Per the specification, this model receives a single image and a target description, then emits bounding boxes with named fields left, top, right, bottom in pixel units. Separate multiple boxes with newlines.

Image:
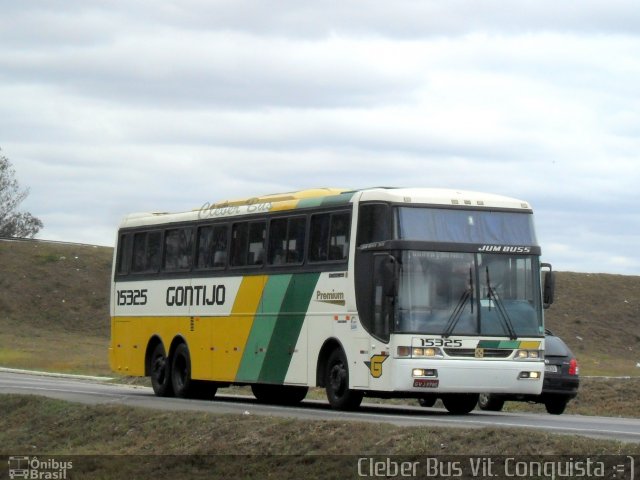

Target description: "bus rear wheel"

left=150, top=343, right=173, bottom=397
left=441, top=393, right=479, bottom=415
left=171, top=343, right=195, bottom=398
left=170, top=343, right=217, bottom=400
left=325, top=349, right=363, bottom=410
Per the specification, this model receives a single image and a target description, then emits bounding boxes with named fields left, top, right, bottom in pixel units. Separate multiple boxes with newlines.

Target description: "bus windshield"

left=395, top=251, right=543, bottom=337
left=397, top=207, right=537, bottom=245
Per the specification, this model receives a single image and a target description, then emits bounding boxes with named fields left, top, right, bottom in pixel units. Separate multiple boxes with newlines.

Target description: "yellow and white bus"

left=109, top=187, right=554, bottom=414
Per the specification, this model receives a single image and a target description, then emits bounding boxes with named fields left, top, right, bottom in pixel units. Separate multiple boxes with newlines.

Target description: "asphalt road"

left=1, top=370, right=639, bottom=443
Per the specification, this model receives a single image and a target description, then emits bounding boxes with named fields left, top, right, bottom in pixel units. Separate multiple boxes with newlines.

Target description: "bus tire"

left=171, top=343, right=195, bottom=399
left=325, top=349, right=363, bottom=410
left=251, top=384, right=308, bottom=405
left=251, top=384, right=277, bottom=403
left=281, top=385, right=308, bottom=405
left=191, top=381, right=218, bottom=400
left=441, top=393, right=479, bottom=414
left=150, top=343, right=173, bottom=397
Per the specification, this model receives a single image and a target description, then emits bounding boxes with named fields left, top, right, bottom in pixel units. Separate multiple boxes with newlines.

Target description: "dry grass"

left=1, top=394, right=637, bottom=479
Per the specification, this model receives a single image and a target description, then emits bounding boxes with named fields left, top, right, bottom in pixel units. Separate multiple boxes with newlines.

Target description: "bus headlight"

left=397, top=347, right=444, bottom=358
left=413, top=347, right=436, bottom=357
left=515, top=349, right=542, bottom=360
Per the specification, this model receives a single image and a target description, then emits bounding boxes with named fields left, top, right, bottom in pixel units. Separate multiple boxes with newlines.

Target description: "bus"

left=109, top=187, right=555, bottom=414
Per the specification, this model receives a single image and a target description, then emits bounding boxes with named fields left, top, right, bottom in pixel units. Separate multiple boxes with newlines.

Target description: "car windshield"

left=394, top=251, right=543, bottom=337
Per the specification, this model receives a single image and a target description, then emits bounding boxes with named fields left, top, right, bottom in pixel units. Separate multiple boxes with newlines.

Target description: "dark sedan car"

left=477, top=331, right=580, bottom=414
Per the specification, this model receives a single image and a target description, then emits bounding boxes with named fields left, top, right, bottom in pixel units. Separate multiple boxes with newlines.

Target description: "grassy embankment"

left=1, top=394, right=638, bottom=479
left=0, top=240, right=112, bottom=375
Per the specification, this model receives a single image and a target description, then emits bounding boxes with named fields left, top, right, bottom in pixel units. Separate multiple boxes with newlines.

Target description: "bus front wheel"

left=325, top=349, right=363, bottom=410
left=150, top=343, right=173, bottom=397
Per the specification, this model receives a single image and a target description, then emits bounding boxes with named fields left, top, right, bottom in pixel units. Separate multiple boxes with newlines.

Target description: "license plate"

left=545, top=365, right=558, bottom=373
left=413, top=379, right=439, bottom=388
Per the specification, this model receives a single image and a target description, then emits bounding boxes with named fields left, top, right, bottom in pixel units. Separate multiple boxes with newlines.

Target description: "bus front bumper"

left=390, top=358, right=544, bottom=395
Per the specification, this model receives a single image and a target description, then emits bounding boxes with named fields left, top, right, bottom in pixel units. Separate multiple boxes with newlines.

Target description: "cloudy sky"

left=1, top=1, right=639, bottom=275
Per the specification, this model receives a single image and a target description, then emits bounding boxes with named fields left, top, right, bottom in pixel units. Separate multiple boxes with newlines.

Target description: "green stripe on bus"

left=296, top=198, right=325, bottom=209
left=477, top=340, right=521, bottom=349
left=235, top=274, right=292, bottom=382
left=296, top=192, right=353, bottom=209
left=320, top=192, right=354, bottom=206
left=258, top=272, right=320, bottom=384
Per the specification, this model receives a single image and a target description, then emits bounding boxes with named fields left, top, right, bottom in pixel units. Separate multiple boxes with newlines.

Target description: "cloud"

left=106, top=0, right=640, bottom=38
left=1, top=1, right=639, bottom=274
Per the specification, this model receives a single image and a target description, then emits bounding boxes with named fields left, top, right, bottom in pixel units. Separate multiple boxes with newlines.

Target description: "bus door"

left=353, top=253, right=395, bottom=388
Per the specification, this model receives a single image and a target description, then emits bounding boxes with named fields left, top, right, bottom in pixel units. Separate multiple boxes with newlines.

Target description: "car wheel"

left=441, top=393, right=479, bottom=414
left=477, top=393, right=505, bottom=411
left=418, top=395, right=437, bottom=408
left=545, top=398, right=568, bottom=415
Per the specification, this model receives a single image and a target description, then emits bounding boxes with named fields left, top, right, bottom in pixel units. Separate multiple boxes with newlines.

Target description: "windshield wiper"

left=485, top=267, right=518, bottom=340
left=469, top=266, right=474, bottom=315
left=443, top=268, right=474, bottom=338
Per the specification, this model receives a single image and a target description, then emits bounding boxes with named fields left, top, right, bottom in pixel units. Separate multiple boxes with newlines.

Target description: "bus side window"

left=196, top=224, right=228, bottom=269
left=196, top=226, right=214, bottom=268
left=212, top=225, right=229, bottom=267
left=357, top=203, right=390, bottom=246
left=329, top=212, right=350, bottom=261
left=231, top=221, right=265, bottom=267
left=248, top=222, right=266, bottom=265
left=268, top=216, right=306, bottom=265
left=164, top=228, right=194, bottom=271
left=147, top=231, right=162, bottom=272
left=116, top=234, right=133, bottom=275
left=268, top=218, right=287, bottom=265
left=309, top=214, right=330, bottom=262
left=287, top=216, right=306, bottom=263
left=132, top=233, right=146, bottom=272
left=131, top=231, right=162, bottom=273
left=231, top=223, right=249, bottom=267
left=309, top=211, right=350, bottom=263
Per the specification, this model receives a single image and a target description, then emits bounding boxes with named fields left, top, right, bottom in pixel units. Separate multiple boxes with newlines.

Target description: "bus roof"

left=118, top=187, right=531, bottom=229
left=359, top=187, right=531, bottom=210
